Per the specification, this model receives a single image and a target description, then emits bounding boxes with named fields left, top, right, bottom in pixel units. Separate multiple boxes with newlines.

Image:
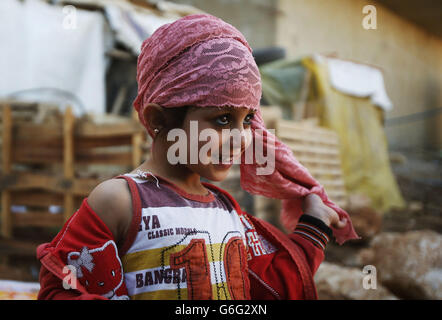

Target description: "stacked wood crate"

left=0, top=101, right=146, bottom=254
left=275, top=118, right=347, bottom=208
left=254, top=106, right=347, bottom=228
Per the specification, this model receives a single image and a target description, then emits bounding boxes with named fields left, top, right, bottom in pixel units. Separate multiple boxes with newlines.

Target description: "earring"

left=153, top=128, right=159, bottom=133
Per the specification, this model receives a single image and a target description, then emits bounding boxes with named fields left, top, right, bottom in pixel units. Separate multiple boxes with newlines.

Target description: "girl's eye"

left=215, top=113, right=254, bottom=126
left=244, top=113, right=254, bottom=125
left=215, top=115, right=229, bottom=126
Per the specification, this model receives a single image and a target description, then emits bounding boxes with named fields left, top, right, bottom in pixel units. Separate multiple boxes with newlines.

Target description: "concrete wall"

left=172, top=0, right=278, bottom=49
left=276, top=0, right=442, bottom=150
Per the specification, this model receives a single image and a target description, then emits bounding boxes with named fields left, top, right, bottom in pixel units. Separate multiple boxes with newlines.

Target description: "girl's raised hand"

left=302, top=193, right=347, bottom=229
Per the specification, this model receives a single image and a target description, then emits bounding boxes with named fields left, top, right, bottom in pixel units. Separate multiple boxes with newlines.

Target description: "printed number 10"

left=169, top=237, right=249, bottom=300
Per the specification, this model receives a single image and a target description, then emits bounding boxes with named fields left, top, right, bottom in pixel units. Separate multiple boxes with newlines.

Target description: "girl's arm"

left=37, top=179, right=132, bottom=300
left=244, top=194, right=344, bottom=299
left=87, top=179, right=133, bottom=245
left=288, top=193, right=344, bottom=274
left=289, top=214, right=333, bottom=275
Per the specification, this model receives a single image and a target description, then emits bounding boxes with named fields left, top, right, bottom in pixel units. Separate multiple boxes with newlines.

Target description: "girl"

left=37, top=14, right=358, bottom=300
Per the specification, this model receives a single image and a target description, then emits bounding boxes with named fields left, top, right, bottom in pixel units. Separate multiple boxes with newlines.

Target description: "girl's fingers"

left=332, top=217, right=347, bottom=229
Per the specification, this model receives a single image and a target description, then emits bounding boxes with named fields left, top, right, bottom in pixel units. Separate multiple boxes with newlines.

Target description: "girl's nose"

left=229, top=127, right=250, bottom=154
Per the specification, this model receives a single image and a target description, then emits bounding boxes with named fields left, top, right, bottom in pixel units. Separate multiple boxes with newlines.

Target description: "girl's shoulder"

left=87, top=178, right=133, bottom=245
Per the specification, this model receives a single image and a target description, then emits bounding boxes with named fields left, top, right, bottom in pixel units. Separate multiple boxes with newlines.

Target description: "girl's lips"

left=219, top=153, right=241, bottom=164
left=214, top=158, right=233, bottom=170
left=220, top=157, right=234, bottom=164
left=214, top=163, right=233, bottom=170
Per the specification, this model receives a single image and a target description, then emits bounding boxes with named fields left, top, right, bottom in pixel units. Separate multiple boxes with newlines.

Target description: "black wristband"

left=294, top=214, right=334, bottom=250
left=298, top=214, right=334, bottom=240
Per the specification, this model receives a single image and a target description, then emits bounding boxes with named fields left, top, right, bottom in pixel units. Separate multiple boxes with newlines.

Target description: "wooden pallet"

left=0, top=102, right=146, bottom=242
left=275, top=118, right=347, bottom=208
left=248, top=108, right=347, bottom=225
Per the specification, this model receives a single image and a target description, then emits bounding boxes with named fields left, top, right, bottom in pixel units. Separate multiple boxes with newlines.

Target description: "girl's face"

left=178, top=106, right=255, bottom=182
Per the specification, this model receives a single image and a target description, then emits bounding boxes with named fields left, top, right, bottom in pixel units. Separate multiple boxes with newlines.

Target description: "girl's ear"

left=143, top=103, right=166, bottom=135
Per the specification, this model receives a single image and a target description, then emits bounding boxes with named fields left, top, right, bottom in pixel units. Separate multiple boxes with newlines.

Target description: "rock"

left=324, top=242, right=367, bottom=268
left=359, top=230, right=442, bottom=299
left=314, top=262, right=397, bottom=300
left=345, top=194, right=383, bottom=241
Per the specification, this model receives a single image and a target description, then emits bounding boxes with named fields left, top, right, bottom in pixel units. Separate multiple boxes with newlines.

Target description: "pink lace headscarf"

left=133, top=14, right=358, bottom=244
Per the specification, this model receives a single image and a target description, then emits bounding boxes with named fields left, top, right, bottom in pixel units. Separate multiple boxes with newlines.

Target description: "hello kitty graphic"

left=67, top=240, right=129, bottom=300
